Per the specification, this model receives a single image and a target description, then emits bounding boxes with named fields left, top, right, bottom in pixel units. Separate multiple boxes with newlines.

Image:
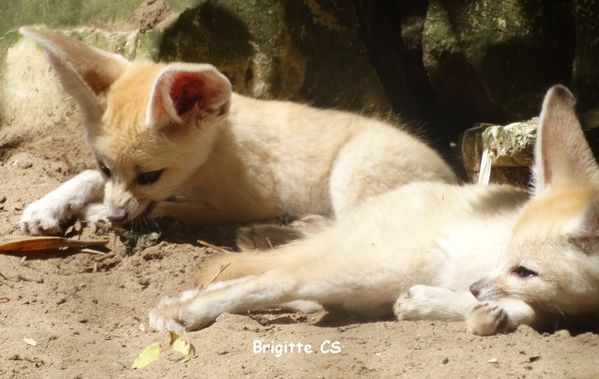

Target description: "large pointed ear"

left=532, top=85, right=599, bottom=196
left=145, top=63, right=232, bottom=129
left=19, top=26, right=129, bottom=122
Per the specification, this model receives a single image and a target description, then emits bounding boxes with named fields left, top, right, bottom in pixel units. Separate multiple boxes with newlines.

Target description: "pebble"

left=528, top=354, right=541, bottom=362
left=138, top=277, right=150, bottom=288
left=553, top=329, right=571, bottom=338
left=11, top=159, right=33, bottom=169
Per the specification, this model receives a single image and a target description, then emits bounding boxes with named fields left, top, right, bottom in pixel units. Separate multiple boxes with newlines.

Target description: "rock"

left=9, top=152, right=36, bottom=169
left=138, top=277, right=150, bottom=288
left=423, top=0, right=574, bottom=123
left=460, top=119, right=537, bottom=186
left=461, top=110, right=599, bottom=187
left=572, top=1, right=599, bottom=112
left=353, top=1, right=599, bottom=148
left=1, top=0, right=598, bottom=154
left=553, top=329, right=572, bottom=338
left=133, top=0, right=172, bottom=32
left=528, top=354, right=541, bottom=362
left=155, top=0, right=390, bottom=113
left=2, top=27, right=145, bottom=126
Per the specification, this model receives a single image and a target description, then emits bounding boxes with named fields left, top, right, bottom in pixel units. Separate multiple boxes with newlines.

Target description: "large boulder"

left=423, top=0, right=575, bottom=123
left=1, top=0, right=598, bottom=167
left=461, top=111, right=599, bottom=187
left=153, top=0, right=390, bottom=112
left=354, top=0, right=599, bottom=148
left=0, top=0, right=391, bottom=136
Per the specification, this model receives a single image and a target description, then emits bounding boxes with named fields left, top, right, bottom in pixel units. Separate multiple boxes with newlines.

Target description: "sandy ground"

left=0, top=102, right=598, bottom=379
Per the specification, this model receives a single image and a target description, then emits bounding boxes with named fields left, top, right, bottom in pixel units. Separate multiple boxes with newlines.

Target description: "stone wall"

left=1, top=0, right=597, bottom=182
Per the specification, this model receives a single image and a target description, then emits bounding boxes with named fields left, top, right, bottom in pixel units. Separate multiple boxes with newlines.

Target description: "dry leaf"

left=132, top=332, right=195, bottom=369
left=132, top=343, right=161, bottom=369
left=0, top=236, right=108, bottom=254
left=169, top=331, right=195, bottom=361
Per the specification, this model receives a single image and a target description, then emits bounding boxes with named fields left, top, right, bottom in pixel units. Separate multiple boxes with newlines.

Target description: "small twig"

left=0, top=280, right=13, bottom=289
left=17, top=274, right=43, bottom=283
left=196, top=239, right=232, bottom=253
left=0, top=271, right=14, bottom=288
left=80, top=248, right=107, bottom=255
left=95, top=252, right=116, bottom=261
left=201, top=263, right=231, bottom=290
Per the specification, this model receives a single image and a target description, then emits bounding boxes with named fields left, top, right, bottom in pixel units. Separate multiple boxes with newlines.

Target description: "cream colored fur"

left=149, top=85, right=599, bottom=335
left=17, top=27, right=456, bottom=236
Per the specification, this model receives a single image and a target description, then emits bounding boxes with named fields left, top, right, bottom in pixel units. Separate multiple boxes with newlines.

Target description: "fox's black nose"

left=107, top=210, right=127, bottom=224
left=469, top=283, right=480, bottom=298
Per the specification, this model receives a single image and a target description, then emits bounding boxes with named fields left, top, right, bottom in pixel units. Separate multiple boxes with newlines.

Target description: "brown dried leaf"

left=0, top=236, right=109, bottom=253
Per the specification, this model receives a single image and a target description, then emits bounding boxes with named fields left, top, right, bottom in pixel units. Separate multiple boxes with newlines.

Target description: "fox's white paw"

left=148, top=306, right=186, bottom=333
left=394, top=285, right=444, bottom=320
left=466, top=302, right=508, bottom=335
left=80, top=203, right=110, bottom=227
left=149, top=289, right=213, bottom=332
left=149, top=292, right=190, bottom=333
left=394, top=285, right=472, bottom=321
left=20, top=197, right=72, bottom=235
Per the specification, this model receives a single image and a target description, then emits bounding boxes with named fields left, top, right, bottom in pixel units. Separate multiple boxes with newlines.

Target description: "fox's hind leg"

left=150, top=270, right=300, bottom=332
left=235, top=215, right=331, bottom=251
left=194, top=248, right=295, bottom=288
left=150, top=233, right=396, bottom=332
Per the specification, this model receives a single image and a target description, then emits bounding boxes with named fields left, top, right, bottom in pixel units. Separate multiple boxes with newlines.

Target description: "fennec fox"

left=18, top=27, right=455, bottom=238
left=150, top=85, right=599, bottom=335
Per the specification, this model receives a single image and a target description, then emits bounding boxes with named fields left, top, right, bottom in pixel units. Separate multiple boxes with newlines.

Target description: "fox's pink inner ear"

left=146, top=64, right=232, bottom=128
left=170, top=73, right=206, bottom=117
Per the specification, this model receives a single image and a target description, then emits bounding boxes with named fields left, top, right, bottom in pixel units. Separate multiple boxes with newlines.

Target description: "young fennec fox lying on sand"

left=18, top=27, right=456, bottom=242
left=149, top=85, right=599, bottom=335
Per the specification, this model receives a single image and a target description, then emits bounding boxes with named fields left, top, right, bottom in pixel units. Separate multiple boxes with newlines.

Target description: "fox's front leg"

left=393, top=285, right=478, bottom=322
left=20, top=170, right=105, bottom=235
left=393, top=285, right=538, bottom=335
left=466, top=298, right=537, bottom=336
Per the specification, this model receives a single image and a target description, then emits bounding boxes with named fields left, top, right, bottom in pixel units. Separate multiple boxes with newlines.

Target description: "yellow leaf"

left=169, top=332, right=195, bottom=361
left=132, top=343, right=161, bottom=369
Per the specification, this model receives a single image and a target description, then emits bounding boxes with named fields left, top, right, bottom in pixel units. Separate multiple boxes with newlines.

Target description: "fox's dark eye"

left=136, top=170, right=163, bottom=185
left=98, top=161, right=111, bottom=178
left=512, top=266, right=538, bottom=278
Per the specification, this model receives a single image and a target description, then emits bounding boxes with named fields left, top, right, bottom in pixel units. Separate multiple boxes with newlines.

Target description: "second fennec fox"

left=150, top=85, right=599, bottom=335
left=18, top=27, right=456, bottom=238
